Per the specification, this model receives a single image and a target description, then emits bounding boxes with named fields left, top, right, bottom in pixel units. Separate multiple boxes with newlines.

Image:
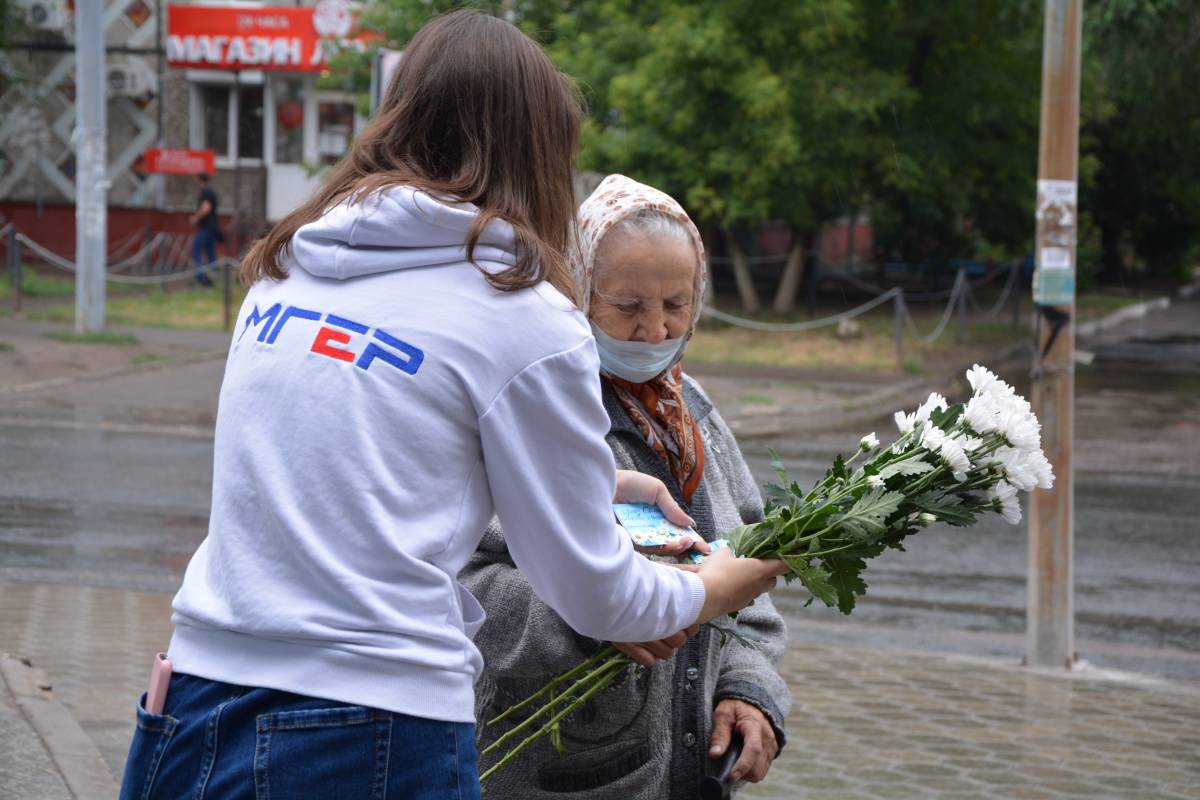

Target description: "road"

left=0, top=296, right=1197, bottom=684
left=747, top=294, right=1200, bottom=683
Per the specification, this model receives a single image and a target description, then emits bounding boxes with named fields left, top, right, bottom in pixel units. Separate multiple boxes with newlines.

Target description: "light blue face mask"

left=591, top=323, right=687, bottom=383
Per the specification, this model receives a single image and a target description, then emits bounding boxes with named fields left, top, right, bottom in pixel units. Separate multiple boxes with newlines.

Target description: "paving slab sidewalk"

left=0, top=654, right=117, bottom=800
left=1, top=583, right=1198, bottom=799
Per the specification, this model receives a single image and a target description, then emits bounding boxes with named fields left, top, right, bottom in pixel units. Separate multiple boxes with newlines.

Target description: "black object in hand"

left=700, top=732, right=744, bottom=800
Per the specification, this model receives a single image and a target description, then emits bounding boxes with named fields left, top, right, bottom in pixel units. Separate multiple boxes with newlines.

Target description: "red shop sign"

left=166, top=1, right=366, bottom=73
left=143, top=148, right=216, bottom=176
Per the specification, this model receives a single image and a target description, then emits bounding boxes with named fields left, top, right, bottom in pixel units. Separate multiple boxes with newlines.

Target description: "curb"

left=0, top=655, right=119, bottom=799
left=1076, top=296, right=1171, bottom=339
left=0, top=347, right=227, bottom=398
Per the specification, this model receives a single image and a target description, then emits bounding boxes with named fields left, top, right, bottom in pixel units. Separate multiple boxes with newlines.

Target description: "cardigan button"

left=685, top=667, right=699, bottom=681
left=683, top=732, right=697, bottom=747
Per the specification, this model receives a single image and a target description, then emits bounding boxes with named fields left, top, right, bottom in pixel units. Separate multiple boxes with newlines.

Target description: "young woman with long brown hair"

left=119, top=11, right=782, bottom=799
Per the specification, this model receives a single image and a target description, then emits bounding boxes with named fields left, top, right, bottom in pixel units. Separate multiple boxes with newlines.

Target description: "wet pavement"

left=742, top=643, right=1200, bottom=799
left=0, top=294, right=1198, bottom=796
left=740, top=295, right=1200, bottom=685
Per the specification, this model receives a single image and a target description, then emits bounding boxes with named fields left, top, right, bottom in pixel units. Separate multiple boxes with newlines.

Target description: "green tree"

left=1085, top=0, right=1200, bottom=281
left=546, top=0, right=908, bottom=311
left=858, top=0, right=1044, bottom=266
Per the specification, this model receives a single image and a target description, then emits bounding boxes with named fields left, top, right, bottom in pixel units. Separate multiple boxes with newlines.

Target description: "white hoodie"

left=168, top=188, right=705, bottom=722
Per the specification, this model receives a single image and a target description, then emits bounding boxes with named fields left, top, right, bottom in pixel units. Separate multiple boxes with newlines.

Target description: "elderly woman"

left=461, top=175, right=790, bottom=799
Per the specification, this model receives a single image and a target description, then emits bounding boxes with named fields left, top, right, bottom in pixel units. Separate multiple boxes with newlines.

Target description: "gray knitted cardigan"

left=461, top=375, right=790, bottom=799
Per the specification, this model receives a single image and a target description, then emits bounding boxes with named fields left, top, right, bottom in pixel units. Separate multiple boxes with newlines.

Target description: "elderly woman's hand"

left=612, top=626, right=693, bottom=668
left=614, top=469, right=695, bottom=528
left=709, top=699, right=778, bottom=783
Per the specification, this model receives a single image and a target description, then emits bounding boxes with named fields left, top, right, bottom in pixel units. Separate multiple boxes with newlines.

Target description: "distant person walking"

left=190, top=173, right=220, bottom=287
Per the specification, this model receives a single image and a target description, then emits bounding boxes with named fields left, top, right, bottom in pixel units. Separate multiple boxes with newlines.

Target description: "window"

left=273, top=79, right=304, bottom=164
left=238, top=85, right=264, bottom=161
left=192, top=81, right=264, bottom=163
left=199, top=86, right=230, bottom=157
left=318, top=101, right=355, bottom=165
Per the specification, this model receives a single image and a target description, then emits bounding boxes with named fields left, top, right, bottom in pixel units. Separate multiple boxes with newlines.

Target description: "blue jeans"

left=119, top=673, right=480, bottom=800
left=192, top=229, right=218, bottom=280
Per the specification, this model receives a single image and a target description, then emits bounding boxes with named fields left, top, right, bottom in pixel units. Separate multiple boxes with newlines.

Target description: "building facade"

left=0, top=0, right=365, bottom=248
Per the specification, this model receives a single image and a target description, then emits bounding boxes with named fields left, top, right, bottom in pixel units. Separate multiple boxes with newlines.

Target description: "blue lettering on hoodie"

left=238, top=304, right=424, bottom=376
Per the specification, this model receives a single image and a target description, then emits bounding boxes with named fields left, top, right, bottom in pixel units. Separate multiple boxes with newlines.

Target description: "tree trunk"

left=726, top=231, right=760, bottom=313
left=805, top=229, right=821, bottom=317
left=847, top=209, right=857, bottom=270
left=772, top=232, right=805, bottom=313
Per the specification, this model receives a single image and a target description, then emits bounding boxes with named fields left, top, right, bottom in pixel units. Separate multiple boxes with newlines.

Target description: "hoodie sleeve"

left=477, top=337, right=706, bottom=643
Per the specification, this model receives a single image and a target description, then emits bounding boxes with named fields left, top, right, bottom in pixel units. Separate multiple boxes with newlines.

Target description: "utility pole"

left=74, top=0, right=107, bottom=332
left=1027, top=0, right=1082, bottom=670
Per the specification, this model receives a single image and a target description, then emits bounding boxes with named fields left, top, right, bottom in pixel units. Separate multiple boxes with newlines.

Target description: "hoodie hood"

left=290, top=186, right=518, bottom=280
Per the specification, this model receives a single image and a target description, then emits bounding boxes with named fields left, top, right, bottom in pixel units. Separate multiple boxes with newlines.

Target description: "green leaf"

left=822, top=553, right=869, bottom=615
left=931, top=403, right=964, bottom=429
left=876, top=454, right=935, bottom=481
left=831, top=488, right=904, bottom=542
left=911, top=490, right=976, bottom=527
left=784, top=557, right=838, bottom=608
left=828, top=454, right=848, bottom=482
left=768, top=448, right=788, bottom=485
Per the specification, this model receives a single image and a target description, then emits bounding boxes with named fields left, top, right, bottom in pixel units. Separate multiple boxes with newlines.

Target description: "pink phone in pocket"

left=145, top=652, right=172, bottom=715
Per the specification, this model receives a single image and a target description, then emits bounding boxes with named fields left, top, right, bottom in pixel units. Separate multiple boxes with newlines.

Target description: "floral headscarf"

left=572, top=175, right=708, bottom=502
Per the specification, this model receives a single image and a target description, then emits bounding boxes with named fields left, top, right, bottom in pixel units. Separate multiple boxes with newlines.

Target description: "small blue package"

left=613, top=503, right=730, bottom=564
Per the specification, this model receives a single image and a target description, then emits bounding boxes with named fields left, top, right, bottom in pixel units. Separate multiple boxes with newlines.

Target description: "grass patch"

left=44, top=330, right=140, bottom=345
left=0, top=270, right=77, bottom=298
left=130, top=352, right=169, bottom=366
left=689, top=303, right=1022, bottom=373
left=737, top=393, right=776, bottom=406
left=21, top=283, right=246, bottom=332
left=0, top=340, right=13, bottom=352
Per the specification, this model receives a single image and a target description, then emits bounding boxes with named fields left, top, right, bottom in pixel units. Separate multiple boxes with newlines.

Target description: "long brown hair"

left=241, top=10, right=583, bottom=302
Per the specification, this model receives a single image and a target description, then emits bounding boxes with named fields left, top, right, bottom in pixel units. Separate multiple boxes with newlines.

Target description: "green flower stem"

left=486, top=645, right=616, bottom=727
left=481, top=656, right=626, bottom=757
left=479, top=660, right=625, bottom=784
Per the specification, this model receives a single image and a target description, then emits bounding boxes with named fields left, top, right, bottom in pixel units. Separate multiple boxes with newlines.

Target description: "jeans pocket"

left=254, top=705, right=392, bottom=800
left=118, top=694, right=179, bottom=800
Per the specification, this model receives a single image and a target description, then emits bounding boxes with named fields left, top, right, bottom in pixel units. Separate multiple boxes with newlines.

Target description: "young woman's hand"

left=708, top=699, right=778, bottom=782
left=613, top=470, right=695, bottom=528
left=694, top=549, right=787, bottom=624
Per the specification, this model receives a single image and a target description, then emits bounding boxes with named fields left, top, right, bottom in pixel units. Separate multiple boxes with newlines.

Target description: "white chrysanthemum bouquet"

left=480, top=365, right=1053, bottom=783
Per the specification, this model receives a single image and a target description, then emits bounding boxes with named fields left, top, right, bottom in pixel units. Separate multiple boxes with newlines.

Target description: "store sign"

left=166, top=1, right=365, bottom=72
left=143, top=147, right=216, bottom=175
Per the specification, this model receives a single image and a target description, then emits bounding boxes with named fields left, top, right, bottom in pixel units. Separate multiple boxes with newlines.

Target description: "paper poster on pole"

left=1033, top=179, right=1077, bottom=306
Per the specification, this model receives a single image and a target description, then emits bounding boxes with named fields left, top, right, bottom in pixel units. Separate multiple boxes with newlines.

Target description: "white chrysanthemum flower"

left=867, top=474, right=885, bottom=489
left=894, top=410, right=916, bottom=434
left=919, top=513, right=937, bottom=526
left=940, top=438, right=971, bottom=477
left=1002, top=410, right=1041, bottom=451
left=915, top=393, right=949, bottom=422
left=963, top=394, right=1000, bottom=435
left=989, top=480, right=1022, bottom=524
left=954, top=433, right=984, bottom=453
left=920, top=424, right=946, bottom=450
left=921, top=424, right=970, bottom=478
left=860, top=432, right=880, bottom=451
left=966, top=364, right=1001, bottom=396
left=1028, top=449, right=1055, bottom=489
left=991, top=447, right=1037, bottom=492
